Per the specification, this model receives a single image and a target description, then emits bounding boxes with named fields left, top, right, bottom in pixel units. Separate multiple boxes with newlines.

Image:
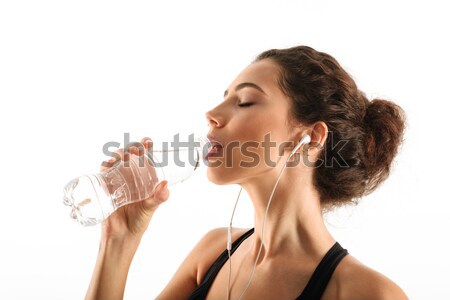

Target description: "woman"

left=86, top=46, right=408, bottom=300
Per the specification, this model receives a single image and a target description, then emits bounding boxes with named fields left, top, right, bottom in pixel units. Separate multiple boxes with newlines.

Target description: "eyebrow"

left=223, top=82, right=267, bottom=97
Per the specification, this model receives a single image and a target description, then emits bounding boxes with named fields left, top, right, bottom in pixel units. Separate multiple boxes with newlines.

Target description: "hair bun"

left=255, top=46, right=407, bottom=205
left=363, top=98, right=406, bottom=194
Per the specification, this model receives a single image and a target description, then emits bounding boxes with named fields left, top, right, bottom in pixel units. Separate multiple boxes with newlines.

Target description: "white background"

left=0, top=0, right=449, bottom=299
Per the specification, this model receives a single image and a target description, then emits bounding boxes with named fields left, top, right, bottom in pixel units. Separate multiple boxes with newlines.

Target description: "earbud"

left=289, top=134, right=311, bottom=156
left=226, top=135, right=310, bottom=252
left=226, top=133, right=313, bottom=300
left=225, top=134, right=312, bottom=300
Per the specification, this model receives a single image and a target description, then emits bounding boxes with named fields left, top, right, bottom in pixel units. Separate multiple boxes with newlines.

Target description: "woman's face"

left=205, top=59, right=300, bottom=185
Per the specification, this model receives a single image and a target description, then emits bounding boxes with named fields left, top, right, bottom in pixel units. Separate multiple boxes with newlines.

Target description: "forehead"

left=227, top=59, right=283, bottom=97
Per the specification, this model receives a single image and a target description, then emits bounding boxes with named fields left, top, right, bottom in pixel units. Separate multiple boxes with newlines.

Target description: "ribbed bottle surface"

left=63, top=136, right=212, bottom=226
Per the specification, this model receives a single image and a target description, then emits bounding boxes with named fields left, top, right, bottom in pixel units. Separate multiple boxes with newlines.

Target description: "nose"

left=205, top=109, right=224, bottom=128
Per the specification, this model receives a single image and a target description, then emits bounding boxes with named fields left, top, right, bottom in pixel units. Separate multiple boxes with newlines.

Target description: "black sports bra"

left=187, top=228, right=348, bottom=300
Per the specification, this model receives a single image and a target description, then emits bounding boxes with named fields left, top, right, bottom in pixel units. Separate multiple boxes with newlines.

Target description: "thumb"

left=143, top=181, right=170, bottom=210
left=156, top=180, right=170, bottom=202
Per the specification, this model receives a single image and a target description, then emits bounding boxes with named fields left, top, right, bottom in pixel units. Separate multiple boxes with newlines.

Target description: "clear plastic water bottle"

left=63, top=135, right=212, bottom=226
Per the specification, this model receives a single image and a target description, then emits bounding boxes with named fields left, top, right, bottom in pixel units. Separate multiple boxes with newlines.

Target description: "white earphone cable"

left=235, top=150, right=294, bottom=300
left=227, top=186, right=242, bottom=300
left=227, top=135, right=310, bottom=300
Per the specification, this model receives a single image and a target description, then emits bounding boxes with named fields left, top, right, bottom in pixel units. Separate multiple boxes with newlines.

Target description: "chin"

left=206, top=162, right=258, bottom=186
left=206, top=168, right=230, bottom=185
left=206, top=164, right=244, bottom=185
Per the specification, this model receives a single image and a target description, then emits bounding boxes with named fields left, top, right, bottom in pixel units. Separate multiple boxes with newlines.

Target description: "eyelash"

left=238, top=102, right=254, bottom=107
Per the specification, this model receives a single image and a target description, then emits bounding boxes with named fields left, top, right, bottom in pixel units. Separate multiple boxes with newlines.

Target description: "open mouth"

left=206, top=142, right=224, bottom=159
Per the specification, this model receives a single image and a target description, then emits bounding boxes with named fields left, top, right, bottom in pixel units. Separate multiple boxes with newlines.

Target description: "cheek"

left=206, top=141, right=288, bottom=185
left=238, top=113, right=270, bottom=133
left=233, top=119, right=270, bottom=146
left=226, top=138, right=286, bottom=171
left=231, top=120, right=289, bottom=167
left=206, top=111, right=290, bottom=183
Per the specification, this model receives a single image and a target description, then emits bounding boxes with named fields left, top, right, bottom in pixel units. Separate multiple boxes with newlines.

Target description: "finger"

left=100, top=157, right=117, bottom=172
left=154, top=181, right=170, bottom=202
left=128, top=145, right=143, bottom=156
left=111, top=148, right=125, bottom=161
left=141, top=181, right=169, bottom=211
left=102, top=145, right=142, bottom=171
left=141, top=137, right=153, bottom=149
left=118, top=148, right=135, bottom=162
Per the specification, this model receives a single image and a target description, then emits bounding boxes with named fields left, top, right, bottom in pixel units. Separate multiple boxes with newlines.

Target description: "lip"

left=207, top=134, right=224, bottom=148
left=206, top=133, right=224, bottom=159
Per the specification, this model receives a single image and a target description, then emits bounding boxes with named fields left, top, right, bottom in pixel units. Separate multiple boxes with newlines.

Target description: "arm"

left=85, top=138, right=170, bottom=300
left=85, top=235, right=143, bottom=300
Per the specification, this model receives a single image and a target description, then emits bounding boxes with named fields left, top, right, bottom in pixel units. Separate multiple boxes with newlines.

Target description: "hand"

left=100, top=137, right=170, bottom=240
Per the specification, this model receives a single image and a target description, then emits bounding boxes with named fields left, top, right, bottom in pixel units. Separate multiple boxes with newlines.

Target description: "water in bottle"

left=63, top=135, right=212, bottom=226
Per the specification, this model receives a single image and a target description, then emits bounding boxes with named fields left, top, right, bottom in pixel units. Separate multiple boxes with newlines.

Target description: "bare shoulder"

left=155, top=227, right=249, bottom=300
left=330, top=255, right=408, bottom=300
left=195, top=227, right=250, bottom=285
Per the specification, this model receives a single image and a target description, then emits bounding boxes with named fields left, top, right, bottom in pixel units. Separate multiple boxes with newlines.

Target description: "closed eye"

left=238, top=102, right=254, bottom=107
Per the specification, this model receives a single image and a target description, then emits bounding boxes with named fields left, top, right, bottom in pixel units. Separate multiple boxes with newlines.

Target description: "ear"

left=310, top=121, right=328, bottom=146
left=304, top=121, right=328, bottom=157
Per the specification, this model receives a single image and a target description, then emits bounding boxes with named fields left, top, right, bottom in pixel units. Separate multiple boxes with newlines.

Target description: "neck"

left=239, top=165, right=335, bottom=263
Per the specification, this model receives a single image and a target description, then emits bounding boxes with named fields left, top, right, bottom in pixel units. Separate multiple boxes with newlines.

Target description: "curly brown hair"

left=255, top=46, right=406, bottom=206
